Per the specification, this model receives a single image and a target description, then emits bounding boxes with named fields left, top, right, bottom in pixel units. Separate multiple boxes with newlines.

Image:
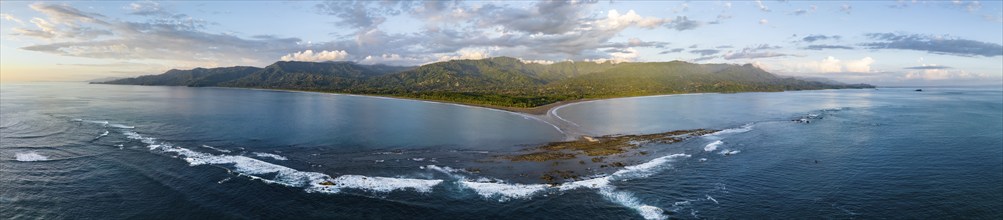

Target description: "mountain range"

left=97, top=57, right=874, bottom=108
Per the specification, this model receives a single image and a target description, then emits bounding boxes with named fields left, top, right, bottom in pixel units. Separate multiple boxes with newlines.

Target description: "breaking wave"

left=94, top=130, right=109, bottom=140
left=123, top=131, right=442, bottom=194
left=15, top=152, right=49, bottom=161
left=705, top=123, right=753, bottom=137
left=120, top=129, right=693, bottom=219
left=704, top=140, right=723, bottom=152
left=252, top=152, right=288, bottom=161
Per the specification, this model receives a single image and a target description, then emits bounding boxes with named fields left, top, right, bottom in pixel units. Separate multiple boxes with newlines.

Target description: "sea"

left=2, top=82, right=1001, bottom=219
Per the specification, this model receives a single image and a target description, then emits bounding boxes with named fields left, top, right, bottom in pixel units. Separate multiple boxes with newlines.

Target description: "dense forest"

left=98, top=57, right=874, bottom=108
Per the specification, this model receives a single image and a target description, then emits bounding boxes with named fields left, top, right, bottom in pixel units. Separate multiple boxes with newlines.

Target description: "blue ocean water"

left=2, top=83, right=1001, bottom=219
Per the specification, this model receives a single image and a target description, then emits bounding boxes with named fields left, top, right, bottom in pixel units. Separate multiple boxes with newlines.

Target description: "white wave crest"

left=704, top=140, right=723, bottom=152
left=705, top=124, right=753, bottom=137
left=108, top=124, right=135, bottom=129
left=611, top=154, right=691, bottom=180
left=309, top=175, right=443, bottom=194
left=719, top=150, right=741, bottom=155
left=201, top=145, right=231, bottom=153
left=15, top=152, right=49, bottom=161
left=459, top=181, right=549, bottom=202
left=95, top=130, right=109, bottom=140
left=252, top=152, right=288, bottom=160
left=599, top=187, right=667, bottom=220
left=123, top=131, right=442, bottom=194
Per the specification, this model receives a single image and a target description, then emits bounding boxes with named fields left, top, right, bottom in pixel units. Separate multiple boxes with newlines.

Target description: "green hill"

left=98, top=57, right=874, bottom=108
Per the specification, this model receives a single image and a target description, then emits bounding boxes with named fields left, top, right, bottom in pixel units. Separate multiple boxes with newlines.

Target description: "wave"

left=458, top=181, right=549, bottom=202
left=74, top=119, right=108, bottom=125
left=121, top=129, right=692, bottom=219
left=15, top=152, right=49, bottom=161
left=599, top=187, right=668, bottom=220
left=705, top=123, right=753, bottom=137
left=719, top=149, right=740, bottom=155
left=252, top=152, right=288, bottom=161
left=201, top=145, right=231, bottom=153
left=122, top=131, right=443, bottom=194
left=107, top=124, right=135, bottom=129
left=704, top=140, right=723, bottom=152
left=94, top=130, right=109, bottom=140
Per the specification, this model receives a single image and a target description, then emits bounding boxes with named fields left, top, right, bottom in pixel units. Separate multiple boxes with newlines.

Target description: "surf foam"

left=94, top=130, right=109, bottom=140
left=704, top=140, right=723, bottom=152
left=15, top=152, right=49, bottom=161
left=705, top=124, right=753, bottom=137
left=252, top=152, right=288, bottom=160
left=108, top=124, right=135, bottom=129
left=123, top=131, right=443, bottom=195
left=458, top=181, right=549, bottom=202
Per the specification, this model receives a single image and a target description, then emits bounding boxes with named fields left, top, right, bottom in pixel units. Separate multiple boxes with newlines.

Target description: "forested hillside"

left=99, top=57, right=874, bottom=108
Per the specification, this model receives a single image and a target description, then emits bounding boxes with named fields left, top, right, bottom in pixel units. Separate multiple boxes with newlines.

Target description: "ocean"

left=2, top=82, right=1001, bottom=219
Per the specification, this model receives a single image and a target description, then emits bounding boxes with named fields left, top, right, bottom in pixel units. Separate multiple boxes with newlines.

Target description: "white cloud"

left=599, top=10, right=667, bottom=30
left=280, top=50, right=349, bottom=62
left=844, top=57, right=875, bottom=72
left=759, top=19, right=768, bottom=25
left=755, top=0, right=771, bottom=12
left=791, top=56, right=876, bottom=73
left=1, top=13, right=24, bottom=25
left=903, top=69, right=986, bottom=80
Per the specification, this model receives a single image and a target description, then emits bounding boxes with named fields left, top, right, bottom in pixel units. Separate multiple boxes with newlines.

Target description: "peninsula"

left=95, top=57, right=874, bottom=116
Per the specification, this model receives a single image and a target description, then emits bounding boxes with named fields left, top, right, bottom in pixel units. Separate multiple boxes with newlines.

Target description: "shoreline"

left=91, top=83, right=860, bottom=140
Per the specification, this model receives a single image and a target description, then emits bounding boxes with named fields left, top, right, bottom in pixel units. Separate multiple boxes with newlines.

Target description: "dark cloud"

left=18, top=3, right=303, bottom=65
left=802, top=34, right=840, bottom=42
left=722, top=44, right=789, bottom=60
left=716, top=45, right=734, bottom=49
left=689, top=49, right=720, bottom=56
left=668, top=16, right=701, bottom=31
left=803, top=44, right=854, bottom=50
left=692, top=56, right=717, bottom=62
left=904, top=66, right=952, bottom=70
left=659, top=48, right=685, bottom=54
left=474, top=1, right=597, bottom=35
left=862, top=33, right=1003, bottom=57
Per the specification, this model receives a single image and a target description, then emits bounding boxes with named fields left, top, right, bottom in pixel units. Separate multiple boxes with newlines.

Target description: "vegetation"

left=98, top=57, right=875, bottom=108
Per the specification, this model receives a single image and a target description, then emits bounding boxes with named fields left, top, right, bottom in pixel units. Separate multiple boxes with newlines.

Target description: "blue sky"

left=1, top=0, right=1001, bottom=86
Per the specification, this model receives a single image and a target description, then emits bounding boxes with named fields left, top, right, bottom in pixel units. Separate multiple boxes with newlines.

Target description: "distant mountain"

left=97, top=57, right=874, bottom=108
left=85, top=76, right=127, bottom=83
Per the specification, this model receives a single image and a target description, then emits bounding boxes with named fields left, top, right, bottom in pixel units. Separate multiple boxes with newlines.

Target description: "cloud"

left=755, top=0, right=771, bottom=12
left=1, top=13, right=24, bottom=25
left=668, top=16, right=701, bottom=31
left=788, top=56, right=876, bottom=73
left=692, top=56, right=717, bottom=62
left=862, top=33, right=1003, bottom=57
left=759, top=19, right=768, bottom=25
left=801, top=34, right=840, bottom=42
left=17, top=3, right=303, bottom=67
left=803, top=45, right=854, bottom=50
left=127, top=1, right=167, bottom=16
left=29, top=3, right=108, bottom=25
left=903, top=68, right=987, bottom=81
left=722, top=44, right=788, bottom=60
left=280, top=50, right=349, bottom=62
left=840, top=4, right=853, bottom=14
left=659, top=48, right=685, bottom=54
left=904, top=65, right=952, bottom=70
left=689, top=49, right=721, bottom=56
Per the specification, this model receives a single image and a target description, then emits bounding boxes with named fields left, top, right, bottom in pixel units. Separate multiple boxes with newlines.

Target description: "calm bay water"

left=2, top=82, right=1001, bottom=219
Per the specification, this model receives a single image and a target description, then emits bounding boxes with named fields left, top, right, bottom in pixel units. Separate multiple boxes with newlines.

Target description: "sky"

left=1, top=0, right=1001, bottom=86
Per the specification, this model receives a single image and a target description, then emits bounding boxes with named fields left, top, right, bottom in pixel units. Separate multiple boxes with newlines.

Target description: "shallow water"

left=2, top=83, right=1001, bottom=219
